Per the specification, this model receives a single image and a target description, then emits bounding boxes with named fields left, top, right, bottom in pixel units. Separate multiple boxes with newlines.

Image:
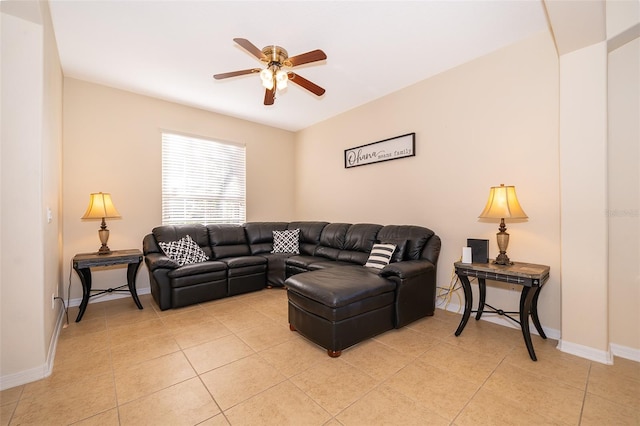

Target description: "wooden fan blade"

left=287, top=72, right=326, bottom=96
left=264, top=87, right=275, bottom=105
left=287, top=49, right=327, bottom=67
left=213, top=68, right=261, bottom=79
left=233, top=38, right=266, bottom=61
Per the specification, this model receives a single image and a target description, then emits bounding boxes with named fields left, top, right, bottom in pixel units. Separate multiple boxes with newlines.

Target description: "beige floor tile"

left=417, top=342, right=503, bottom=385
left=200, top=296, right=251, bottom=316
left=198, top=413, right=231, bottom=426
left=372, top=325, right=438, bottom=357
left=159, top=307, right=216, bottom=329
left=114, top=351, right=196, bottom=404
left=235, top=321, right=294, bottom=352
left=482, top=362, right=584, bottom=425
left=406, top=315, right=458, bottom=339
left=224, top=381, right=331, bottom=425
left=105, top=305, right=160, bottom=328
left=501, top=340, right=590, bottom=389
left=336, top=384, right=449, bottom=425
left=72, top=408, right=120, bottom=425
left=0, top=402, right=16, bottom=426
left=385, top=363, right=479, bottom=421
left=151, top=301, right=202, bottom=317
left=183, top=334, right=254, bottom=374
left=580, top=392, right=640, bottom=426
left=119, top=377, right=220, bottom=425
left=56, top=329, right=110, bottom=360
left=0, top=385, right=23, bottom=405
left=340, top=339, right=414, bottom=382
left=67, top=303, right=107, bottom=321
left=454, top=387, right=552, bottom=425
left=107, top=318, right=168, bottom=346
left=11, top=372, right=116, bottom=426
left=169, top=318, right=233, bottom=349
left=110, top=331, right=181, bottom=371
left=440, top=326, right=516, bottom=359
left=290, top=357, right=378, bottom=416
left=60, top=314, right=107, bottom=338
left=587, top=360, right=640, bottom=408
left=200, top=354, right=286, bottom=410
left=258, top=337, right=327, bottom=377
left=210, top=308, right=275, bottom=333
left=21, top=348, right=112, bottom=399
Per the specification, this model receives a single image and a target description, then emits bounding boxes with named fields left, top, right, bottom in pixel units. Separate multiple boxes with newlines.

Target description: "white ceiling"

left=48, top=1, right=549, bottom=132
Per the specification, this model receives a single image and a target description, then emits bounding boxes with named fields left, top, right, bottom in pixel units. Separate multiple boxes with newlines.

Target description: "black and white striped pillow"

left=364, top=243, right=397, bottom=269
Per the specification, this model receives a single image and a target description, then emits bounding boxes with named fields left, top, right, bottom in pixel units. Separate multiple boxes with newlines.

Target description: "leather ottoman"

left=285, top=265, right=396, bottom=357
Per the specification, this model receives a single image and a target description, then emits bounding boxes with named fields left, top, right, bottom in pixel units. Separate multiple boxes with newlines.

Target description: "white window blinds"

left=162, top=132, right=246, bottom=225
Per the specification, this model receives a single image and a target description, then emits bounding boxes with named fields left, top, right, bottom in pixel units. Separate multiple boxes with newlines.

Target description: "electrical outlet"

left=51, top=293, right=56, bottom=309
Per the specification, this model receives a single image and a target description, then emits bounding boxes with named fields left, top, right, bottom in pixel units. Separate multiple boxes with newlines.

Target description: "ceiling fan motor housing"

left=261, top=45, right=291, bottom=67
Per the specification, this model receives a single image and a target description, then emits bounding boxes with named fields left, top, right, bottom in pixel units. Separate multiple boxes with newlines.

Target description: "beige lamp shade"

left=478, top=184, right=527, bottom=219
left=81, top=192, right=121, bottom=220
left=478, top=184, right=527, bottom=265
left=82, top=192, right=120, bottom=254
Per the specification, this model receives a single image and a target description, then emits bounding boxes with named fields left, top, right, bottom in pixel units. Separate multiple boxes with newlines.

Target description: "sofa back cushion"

left=337, top=223, right=383, bottom=264
left=152, top=224, right=212, bottom=259
left=376, top=225, right=435, bottom=261
left=207, top=224, right=251, bottom=259
left=244, top=222, right=289, bottom=254
left=287, top=221, right=328, bottom=255
left=315, top=223, right=351, bottom=260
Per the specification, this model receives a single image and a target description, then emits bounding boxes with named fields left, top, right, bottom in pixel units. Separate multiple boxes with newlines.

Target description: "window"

left=162, top=132, right=246, bottom=225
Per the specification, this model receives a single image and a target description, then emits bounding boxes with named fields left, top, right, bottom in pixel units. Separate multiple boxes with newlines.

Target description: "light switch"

left=47, top=207, right=53, bottom=223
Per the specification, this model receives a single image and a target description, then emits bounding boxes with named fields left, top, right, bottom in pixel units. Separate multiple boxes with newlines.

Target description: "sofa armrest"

left=381, top=260, right=437, bottom=328
left=380, top=260, right=435, bottom=279
left=144, top=252, right=179, bottom=271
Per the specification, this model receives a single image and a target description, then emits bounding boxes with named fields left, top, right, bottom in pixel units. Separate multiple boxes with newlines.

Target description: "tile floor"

left=1, top=288, right=639, bottom=425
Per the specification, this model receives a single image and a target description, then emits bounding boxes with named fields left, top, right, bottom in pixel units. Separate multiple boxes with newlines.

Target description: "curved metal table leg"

left=75, top=266, right=92, bottom=322
left=455, top=275, right=473, bottom=336
left=519, top=286, right=539, bottom=361
left=127, top=260, right=143, bottom=310
left=530, top=286, right=546, bottom=339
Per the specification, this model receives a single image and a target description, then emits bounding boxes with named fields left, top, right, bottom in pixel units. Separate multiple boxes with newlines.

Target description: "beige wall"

left=1, top=1, right=63, bottom=387
left=608, top=37, right=640, bottom=352
left=295, top=31, right=562, bottom=333
left=558, top=42, right=610, bottom=360
left=62, top=79, right=296, bottom=302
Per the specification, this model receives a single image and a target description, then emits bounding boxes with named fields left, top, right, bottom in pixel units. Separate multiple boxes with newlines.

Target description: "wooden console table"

left=73, top=249, right=143, bottom=322
left=454, top=261, right=550, bottom=361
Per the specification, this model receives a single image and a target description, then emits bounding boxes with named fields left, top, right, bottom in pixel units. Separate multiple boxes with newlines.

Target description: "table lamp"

left=81, top=192, right=121, bottom=254
left=478, top=184, right=527, bottom=265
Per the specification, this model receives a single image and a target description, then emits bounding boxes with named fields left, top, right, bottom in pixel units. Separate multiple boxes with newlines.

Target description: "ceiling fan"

left=213, top=38, right=327, bottom=106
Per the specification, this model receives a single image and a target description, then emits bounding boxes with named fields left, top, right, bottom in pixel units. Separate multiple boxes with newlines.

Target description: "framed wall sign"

left=344, top=133, right=415, bottom=169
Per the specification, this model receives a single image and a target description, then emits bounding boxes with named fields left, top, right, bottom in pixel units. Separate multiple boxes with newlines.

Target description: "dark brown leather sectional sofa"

left=143, top=221, right=441, bottom=355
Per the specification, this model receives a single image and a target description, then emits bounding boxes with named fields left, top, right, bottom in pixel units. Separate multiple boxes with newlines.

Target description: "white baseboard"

left=0, top=288, right=151, bottom=391
left=0, top=306, right=65, bottom=391
left=436, top=300, right=561, bottom=340
left=610, top=343, right=640, bottom=362
left=557, top=340, right=614, bottom=365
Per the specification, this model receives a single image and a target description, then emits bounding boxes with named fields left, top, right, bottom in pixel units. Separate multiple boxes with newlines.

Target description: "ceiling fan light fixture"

left=260, top=68, right=274, bottom=89
left=275, top=69, right=288, bottom=90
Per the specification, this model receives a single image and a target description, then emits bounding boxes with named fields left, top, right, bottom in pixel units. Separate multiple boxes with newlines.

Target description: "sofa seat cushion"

left=168, top=261, right=227, bottom=289
left=168, top=261, right=227, bottom=278
left=285, top=266, right=396, bottom=309
left=222, top=256, right=267, bottom=268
